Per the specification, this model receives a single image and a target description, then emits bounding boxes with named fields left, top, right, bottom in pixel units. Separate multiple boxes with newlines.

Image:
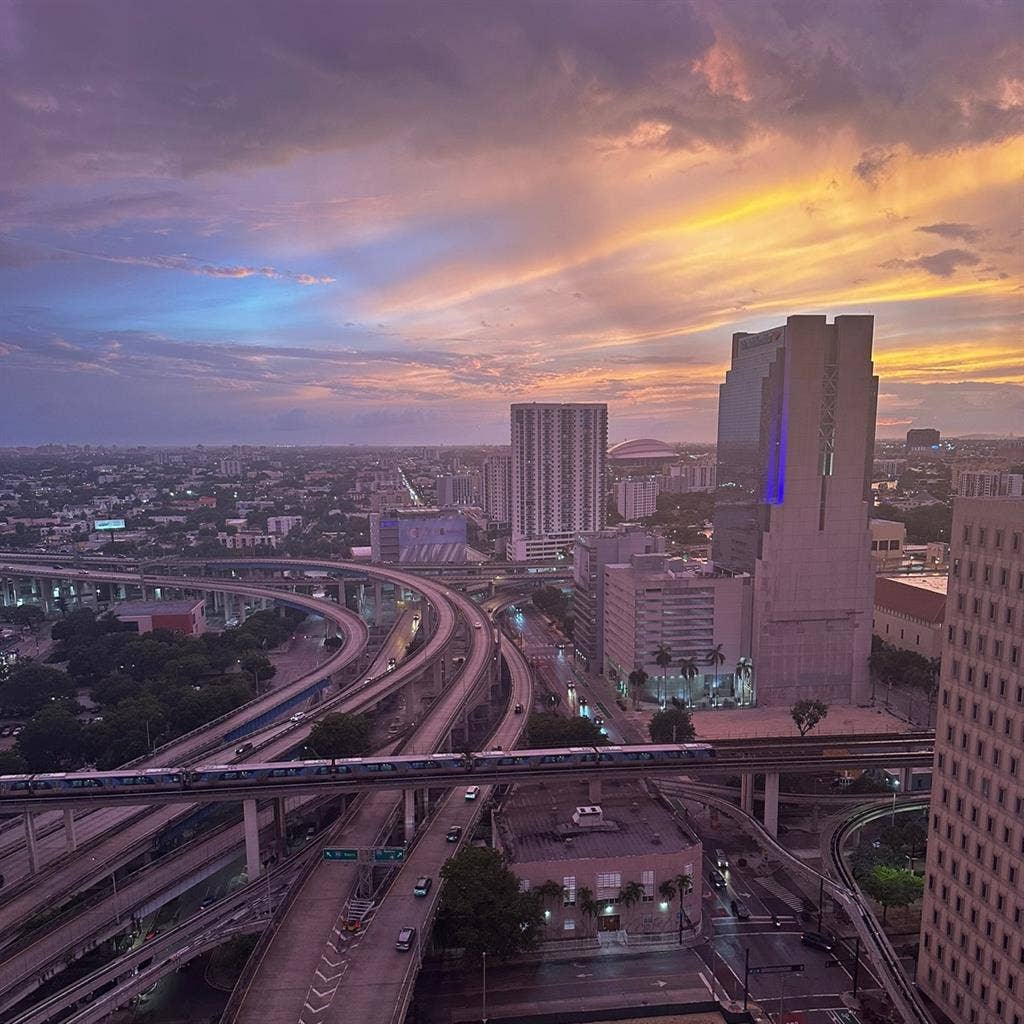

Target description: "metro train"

left=0, top=744, right=715, bottom=798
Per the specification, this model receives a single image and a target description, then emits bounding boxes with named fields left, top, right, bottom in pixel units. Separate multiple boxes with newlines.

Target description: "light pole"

left=481, top=951, right=488, bottom=1023
left=891, top=778, right=900, bottom=825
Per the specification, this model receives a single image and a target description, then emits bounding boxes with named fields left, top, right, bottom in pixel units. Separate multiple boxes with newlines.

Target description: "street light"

left=481, top=951, right=488, bottom=1023
left=891, top=777, right=900, bottom=825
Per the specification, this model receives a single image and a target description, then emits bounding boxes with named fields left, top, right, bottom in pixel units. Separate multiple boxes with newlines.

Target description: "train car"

left=597, top=744, right=715, bottom=763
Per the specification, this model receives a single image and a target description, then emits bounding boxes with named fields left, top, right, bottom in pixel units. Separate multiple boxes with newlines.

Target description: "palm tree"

left=618, top=880, right=645, bottom=912
left=734, top=656, right=753, bottom=705
left=705, top=644, right=725, bottom=707
left=654, top=643, right=672, bottom=707
left=577, top=886, right=599, bottom=937
left=535, top=879, right=565, bottom=922
left=678, top=656, right=699, bottom=708
left=627, top=667, right=648, bottom=710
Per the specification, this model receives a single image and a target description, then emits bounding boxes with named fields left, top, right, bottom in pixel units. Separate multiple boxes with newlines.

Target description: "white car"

left=289, top=712, right=306, bottom=723
left=465, top=786, right=480, bottom=801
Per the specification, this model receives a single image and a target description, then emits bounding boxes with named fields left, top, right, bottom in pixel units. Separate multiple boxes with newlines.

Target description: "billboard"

left=94, top=519, right=126, bottom=531
left=398, top=516, right=466, bottom=548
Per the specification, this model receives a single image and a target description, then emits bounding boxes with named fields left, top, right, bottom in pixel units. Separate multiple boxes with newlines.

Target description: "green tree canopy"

left=791, top=699, right=829, bottom=737
left=860, top=865, right=923, bottom=923
left=648, top=706, right=696, bottom=743
left=0, top=749, right=28, bottom=774
left=0, top=662, right=77, bottom=714
left=240, top=652, right=277, bottom=684
left=523, top=712, right=607, bottom=749
left=307, top=713, right=371, bottom=763
left=436, top=846, right=544, bottom=959
left=0, top=605, right=45, bottom=630
left=16, top=704, right=85, bottom=771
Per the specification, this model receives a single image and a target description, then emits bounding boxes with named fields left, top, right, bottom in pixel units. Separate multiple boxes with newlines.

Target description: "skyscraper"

left=713, top=315, right=878, bottom=706
left=917, top=497, right=1024, bottom=1024
left=509, top=403, right=608, bottom=561
left=437, top=472, right=477, bottom=507
left=481, top=453, right=512, bottom=524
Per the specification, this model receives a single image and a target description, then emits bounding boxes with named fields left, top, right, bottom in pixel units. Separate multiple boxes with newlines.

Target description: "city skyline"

left=2, top=1, right=1022, bottom=446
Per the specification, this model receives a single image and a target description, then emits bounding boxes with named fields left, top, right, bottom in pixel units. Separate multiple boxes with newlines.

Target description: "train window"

left=364, top=762, right=397, bottom=772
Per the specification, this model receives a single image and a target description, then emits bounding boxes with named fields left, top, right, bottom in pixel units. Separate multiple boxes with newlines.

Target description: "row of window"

left=949, top=627, right=1021, bottom=665
left=951, top=557, right=1024, bottom=591
left=922, top=959, right=1021, bottom=1024
left=955, top=591, right=1019, bottom=626
left=946, top=660, right=1024, bottom=699
left=961, top=524, right=1023, bottom=553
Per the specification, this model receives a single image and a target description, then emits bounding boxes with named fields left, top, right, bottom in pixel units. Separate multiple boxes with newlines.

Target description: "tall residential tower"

left=509, top=403, right=608, bottom=561
left=917, top=497, right=1024, bottom=1024
left=713, top=314, right=878, bottom=706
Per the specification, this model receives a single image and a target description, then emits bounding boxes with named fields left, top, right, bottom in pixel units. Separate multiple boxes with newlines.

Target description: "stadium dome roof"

left=607, top=438, right=677, bottom=461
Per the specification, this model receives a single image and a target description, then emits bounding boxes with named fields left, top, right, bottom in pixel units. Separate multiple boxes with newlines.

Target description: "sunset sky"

left=1, top=0, right=1021, bottom=445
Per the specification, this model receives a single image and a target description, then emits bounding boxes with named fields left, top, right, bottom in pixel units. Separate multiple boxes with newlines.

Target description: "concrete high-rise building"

left=713, top=315, right=878, bottom=706
left=572, top=525, right=664, bottom=672
left=509, top=403, right=607, bottom=561
left=481, top=454, right=512, bottom=524
left=663, top=453, right=717, bottom=494
left=219, top=458, right=242, bottom=478
left=437, top=472, right=477, bottom=507
left=953, top=468, right=1024, bottom=499
left=917, top=497, right=1024, bottom=1024
left=615, top=476, right=659, bottom=520
left=906, top=427, right=941, bottom=452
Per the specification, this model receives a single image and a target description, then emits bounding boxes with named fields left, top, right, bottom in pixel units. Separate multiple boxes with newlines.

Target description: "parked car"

left=708, top=870, right=727, bottom=889
left=446, top=825, right=462, bottom=843
left=413, top=876, right=432, bottom=897
left=395, top=927, right=416, bottom=951
left=801, top=931, right=835, bottom=952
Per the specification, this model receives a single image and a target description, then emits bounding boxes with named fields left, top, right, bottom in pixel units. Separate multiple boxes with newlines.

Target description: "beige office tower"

left=713, top=315, right=878, bottom=706
left=917, top=497, right=1024, bottom=1024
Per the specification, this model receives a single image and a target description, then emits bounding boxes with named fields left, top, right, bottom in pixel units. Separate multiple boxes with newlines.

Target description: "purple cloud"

left=882, top=248, right=983, bottom=277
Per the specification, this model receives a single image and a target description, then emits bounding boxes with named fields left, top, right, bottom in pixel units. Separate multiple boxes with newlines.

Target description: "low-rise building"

left=267, top=515, right=303, bottom=536
left=217, top=531, right=281, bottom=550
left=872, top=575, right=946, bottom=658
left=113, top=598, right=206, bottom=636
left=870, top=518, right=906, bottom=571
left=369, top=508, right=468, bottom=563
left=494, top=780, right=703, bottom=949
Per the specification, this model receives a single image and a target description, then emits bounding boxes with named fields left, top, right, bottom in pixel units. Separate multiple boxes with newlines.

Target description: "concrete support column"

left=740, top=772, right=754, bottom=816
left=24, top=812, right=39, bottom=874
left=243, top=799, right=261, bottom=879
left=273, top=798, right=287, bottom=847
left=588, top=778, right=602, bottom=804
left=404, top=788, right=417, bottom=842
left=899, top=767, right=913, bottom=792
left=64, top=808, right=78, bottom=853
left=373, top=582, right=385, bottom=626
left=763, top=771, right=780, bottom=838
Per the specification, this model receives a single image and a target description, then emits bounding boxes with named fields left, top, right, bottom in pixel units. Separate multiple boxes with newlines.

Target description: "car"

left=708, top=870, right=727, bottom=889
left=0, top=727, right=10, bottom=737
left=715, top=848, right=729, bottom=870
left=387, top=657, right=397, bottom=671
left=11, top=727, right=22, bottom=737
left=395, top=927, right=416, bottom=951
left=730, top=900, right=751, bottom=920
left=446, top=825, right=462, bottom=843
left=801, top=931, right=835, bottom=952
left=235, top=742, right=254, bottom=756
left=289, top=712, right=305, bottom=723
left=513, top=703, right=524, bottom=714
left=413, top=876, right=432, bottom=897
left=464, top=786, right=480, bottom=801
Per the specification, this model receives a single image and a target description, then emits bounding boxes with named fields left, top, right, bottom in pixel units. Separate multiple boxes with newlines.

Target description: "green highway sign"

left=323, top=848, right=359, bottom=861
left=373, top=847, right=406, bottom=862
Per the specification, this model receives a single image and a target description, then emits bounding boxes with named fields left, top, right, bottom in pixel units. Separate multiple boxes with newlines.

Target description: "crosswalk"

left=756, top=876, right=805, bottom=912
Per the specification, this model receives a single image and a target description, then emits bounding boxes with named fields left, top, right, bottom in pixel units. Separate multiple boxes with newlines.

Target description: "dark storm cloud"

left=916, top=222, right=984, bottom=244
left=853, top=147, right=897, bottom=187
left=2, top=0, right=1020, bottom=186
left=882, top=249, right=983, bottom=278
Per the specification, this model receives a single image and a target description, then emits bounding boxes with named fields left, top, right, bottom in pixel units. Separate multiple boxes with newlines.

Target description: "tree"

left=860, top=865, right=923, bottom=924
left=678, top=656, right=699, bottom=707
left=658, top=873, right=694, bottom=938
left=240, top=652, right=276, bottom=690
left=0, top=662, right=77, bottom=715
left=577, top=886, right=600, bottom=937
left=436, top=846, right=544, bottom=959
left=654, top=643, right=672, bottom=706
left=524, top=713, right=607, bottom=748
left=705, top=644, right=725, bottom=707
left=307, top=713, right=370, bottom=765
left=627, top=668, right=648, bottom=710
left=16, top=705, right=85, bottom=771
left=0, top=749, right=28, bottom=774
left=1, top=605, right=45, bottom=630
left=617, top=881, right=645, bottom=912
left=791, top=699, right=829, bottom=737
left=734, top=656, right=753, bottom=705
left=648, top=706, right=696, bottom=744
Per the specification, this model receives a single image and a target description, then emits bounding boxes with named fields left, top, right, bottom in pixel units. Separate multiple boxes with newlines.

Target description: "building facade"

left=437, top=472, right=478, bottom=507
left=713, top=315, right=877, bottom=707
left=113, top=598, right=206, bottom=636
left=872, top=576, right=946, bottom=659
left=369, top=508, right=468, bottom=563
left=615, top=476, right=659, bottom=520
left=267, top=515, right=303, bottom=536
left=917, top=497, right=1024, bottom=1024
left=481, top=453, right=512, bottom=525
left=572, top=525, right=665, bottom=673
left=906, top=427, right=941, bottom=452
left=953, top=468, right=1024, bottom=499
left=663, top=454, right=717, bottom=494
left=603, top=553, right=753, bottom=707
left=870, top=518, right=907, bottom=571
left=509, top=403, right=607, bottom=561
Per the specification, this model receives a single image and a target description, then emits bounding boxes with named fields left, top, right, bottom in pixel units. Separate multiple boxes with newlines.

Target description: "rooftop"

left=608, top=438, right=676, bottom=461
left=496, top=779, right=696, bottom=865
left=874, top=576, right=947, bottom=623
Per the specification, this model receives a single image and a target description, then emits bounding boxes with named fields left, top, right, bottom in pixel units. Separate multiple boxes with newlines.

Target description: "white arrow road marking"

left=575, top=973, right=592, bottom=978
left=304, top=1002, right=330, bottom=1015
left=310, top=986, right=338, bottom=1000
left=321, top=954, right=344, bottom=968
left=653, top=980, right=668, bottom=988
